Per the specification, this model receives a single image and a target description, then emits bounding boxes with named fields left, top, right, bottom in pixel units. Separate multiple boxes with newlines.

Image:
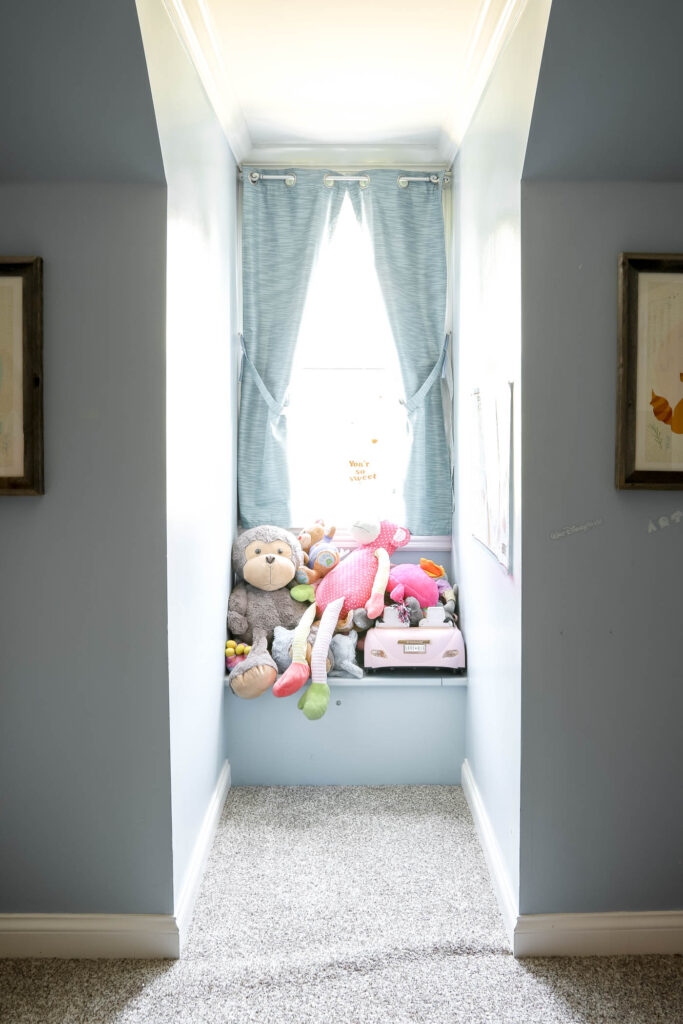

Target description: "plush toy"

left=225, top=639, right=252, bottom=671
left=420, top=558, right=458, bottom=607
left=315, top=519, right=411, bottom=621
left=441, top=596, right=458, bottom=625
left=271, top=625, right=300, bottom=676
left=404, top=596, right=424, bottom=627
left=387, top=563, right=439, bottom=608
left=271, top=623, right=333, bottom=676
left=298, top=520, right=326, bottom=553
left=295, top=520, right=340, bottom=585
left=226, top=526, right=310, bottom=699
left=329, top=629, right=363, bottom=679
left=272, top=596, right=344, bottom=719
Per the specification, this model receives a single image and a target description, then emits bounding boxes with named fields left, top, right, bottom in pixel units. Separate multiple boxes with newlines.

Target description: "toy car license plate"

left=403, top=643, right=427, bottom=653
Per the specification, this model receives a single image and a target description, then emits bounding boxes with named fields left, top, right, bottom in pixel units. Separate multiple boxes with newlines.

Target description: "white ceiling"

left=163, top=0, right=528, bottom=167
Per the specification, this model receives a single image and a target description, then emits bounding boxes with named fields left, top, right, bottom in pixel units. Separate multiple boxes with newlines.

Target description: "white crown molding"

left=461, top=758, right=518, bottom=947
left=514, top=911, right=683, bottom=957
left=440, top=0, right=530, bottom=164
left=160, top=0, right=252, bottom=163
left=0, top=914, right=179, bottom=959
left=242, top=144, right=450, bottom=172
left=175, top=759, right=232, bottom=948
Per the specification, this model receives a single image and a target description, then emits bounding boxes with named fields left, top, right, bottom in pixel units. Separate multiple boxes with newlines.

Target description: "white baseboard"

left=0, top=914, right=179, bottom=959
left=0, top=760, right=231, bottom=960
left=514, top=910, right=683, bottom=957
left=175, top=759, right=232, bottom=949
left=461, top=757, right=517, bottom=947
left=462, top=758, right=683, bottom=957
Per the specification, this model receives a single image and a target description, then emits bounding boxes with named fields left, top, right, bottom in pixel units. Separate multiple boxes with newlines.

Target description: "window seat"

left=225, top=671, right=466, bottom=689
left=224, top=671, right=466, bottom=785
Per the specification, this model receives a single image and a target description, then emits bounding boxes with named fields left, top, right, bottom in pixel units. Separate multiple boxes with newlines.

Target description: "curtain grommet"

left=323, top=173, right=369, bottom=189
left=248, top=171, right=297, bottom=187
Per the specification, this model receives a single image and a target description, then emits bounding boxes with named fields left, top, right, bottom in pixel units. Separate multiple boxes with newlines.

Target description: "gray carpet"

left=1, top=786, right=681, bottom=1023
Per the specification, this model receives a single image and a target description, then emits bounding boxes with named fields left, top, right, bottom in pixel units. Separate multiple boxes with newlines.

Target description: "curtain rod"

left=244, top=171, right=448, bottom=188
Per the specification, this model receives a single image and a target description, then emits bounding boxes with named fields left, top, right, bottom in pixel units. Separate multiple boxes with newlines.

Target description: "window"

left=238, top=168, right=453, bottom=536
left=286, top=193, right=409, bottom=528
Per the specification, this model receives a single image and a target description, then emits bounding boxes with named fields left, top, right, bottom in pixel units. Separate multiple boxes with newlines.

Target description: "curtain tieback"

left=401, top=334, right=450, bottom=415
left=239, top=334, right=288, bottom=416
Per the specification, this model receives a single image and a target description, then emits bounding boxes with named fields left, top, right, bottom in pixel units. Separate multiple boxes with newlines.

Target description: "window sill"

left=225, top=672, right=466, bottom=689
left=304, top=531, right=453, bottom=553
left=331, top=673, right=466, bottom=687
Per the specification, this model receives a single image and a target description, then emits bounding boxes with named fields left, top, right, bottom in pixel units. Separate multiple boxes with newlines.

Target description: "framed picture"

left=616, top=253, right=683, bottom=488
left=0, top=257, right=43, bottom=495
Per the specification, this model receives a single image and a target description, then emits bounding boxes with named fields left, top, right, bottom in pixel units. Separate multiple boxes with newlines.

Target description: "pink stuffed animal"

left=388, top=563, right=439, bottom=607
left=315, top=519, right=411, bottom=620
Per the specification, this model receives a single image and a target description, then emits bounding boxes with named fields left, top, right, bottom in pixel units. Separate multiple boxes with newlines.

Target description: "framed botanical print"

left=0, top=257, right=43, bottom=495
left=616, top=253, right=683, bottom=488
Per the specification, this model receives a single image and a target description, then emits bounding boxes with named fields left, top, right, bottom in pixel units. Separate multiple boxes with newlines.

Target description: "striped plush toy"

left=314, top=519, right=411, bottom=621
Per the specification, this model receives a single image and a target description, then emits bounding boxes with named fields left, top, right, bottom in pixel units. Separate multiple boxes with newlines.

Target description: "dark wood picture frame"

left=616, top=252, right=683, bottom=489
left=0, top=257, right=44, bottom=495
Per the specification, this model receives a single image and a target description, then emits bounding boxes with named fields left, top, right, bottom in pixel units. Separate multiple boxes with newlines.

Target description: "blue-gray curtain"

left=238, top=169, right=343, bottom=527
left=238, top=168, right=451, bottom=534
left=355, top=171, right=451, bottom=534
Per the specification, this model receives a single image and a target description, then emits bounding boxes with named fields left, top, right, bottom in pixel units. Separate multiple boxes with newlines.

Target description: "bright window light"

left=286, top=193, right=409, bottom=529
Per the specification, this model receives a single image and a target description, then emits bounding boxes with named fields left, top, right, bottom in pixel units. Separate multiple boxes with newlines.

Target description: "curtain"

left=239, top=168, right=451, bottom=534
left=354, top=171, right=452, bottom=535
left=238, top=169, right=343, bottom=527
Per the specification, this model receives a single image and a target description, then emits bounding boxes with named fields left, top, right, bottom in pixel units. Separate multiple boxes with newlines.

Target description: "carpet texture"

left=1, top=786, right=681, bottom=1023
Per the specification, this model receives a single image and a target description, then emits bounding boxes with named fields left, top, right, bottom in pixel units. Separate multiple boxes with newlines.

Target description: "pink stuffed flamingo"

left=273, top=519, right=410, bottom=701
left=315, top=519, right=411, bottom=620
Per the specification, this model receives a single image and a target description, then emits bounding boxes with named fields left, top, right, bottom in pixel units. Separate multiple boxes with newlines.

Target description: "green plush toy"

left=273, top=595, right=344, bottom=720
left=290, top=583, right=316, bottom=603
left=297, top=683, right=330, bottom=721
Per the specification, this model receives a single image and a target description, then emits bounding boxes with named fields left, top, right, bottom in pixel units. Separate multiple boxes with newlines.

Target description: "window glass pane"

left=286, top=194, right=409, bottom=528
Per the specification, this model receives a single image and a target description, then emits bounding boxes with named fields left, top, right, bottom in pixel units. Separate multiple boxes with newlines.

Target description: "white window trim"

left=289, top=528, right=452, bottom=553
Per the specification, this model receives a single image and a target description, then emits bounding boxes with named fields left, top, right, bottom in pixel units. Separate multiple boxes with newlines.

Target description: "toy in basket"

left=364, top=603, right=466, bottom=671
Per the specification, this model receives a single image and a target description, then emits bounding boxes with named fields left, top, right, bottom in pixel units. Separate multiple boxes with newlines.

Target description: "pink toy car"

left=363, top=625, right=466, bottom=671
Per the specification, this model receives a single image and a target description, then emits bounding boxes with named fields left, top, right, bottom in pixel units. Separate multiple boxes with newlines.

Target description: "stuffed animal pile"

left=225, top=517, right=460, bottom=720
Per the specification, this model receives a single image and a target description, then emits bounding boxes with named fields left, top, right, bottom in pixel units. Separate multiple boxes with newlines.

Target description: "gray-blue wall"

left=0, top=2, right=173, bottom=913
left=521, top=182, right=683, bottom=914
left=0, top=184, right=172, bottom=913
left=0, top=0, right=163, bottom=184
left=520, top=0, right=683, bottom=914
left=524, top=0, right=683, bottom=182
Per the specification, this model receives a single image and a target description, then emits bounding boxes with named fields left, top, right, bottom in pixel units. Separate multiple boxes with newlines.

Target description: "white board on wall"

left=471, top=382, right=512, bottom=572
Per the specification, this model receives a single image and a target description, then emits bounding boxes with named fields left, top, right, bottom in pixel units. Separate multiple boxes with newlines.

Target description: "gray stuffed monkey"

left=227, top=525, right=308, bottom=699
